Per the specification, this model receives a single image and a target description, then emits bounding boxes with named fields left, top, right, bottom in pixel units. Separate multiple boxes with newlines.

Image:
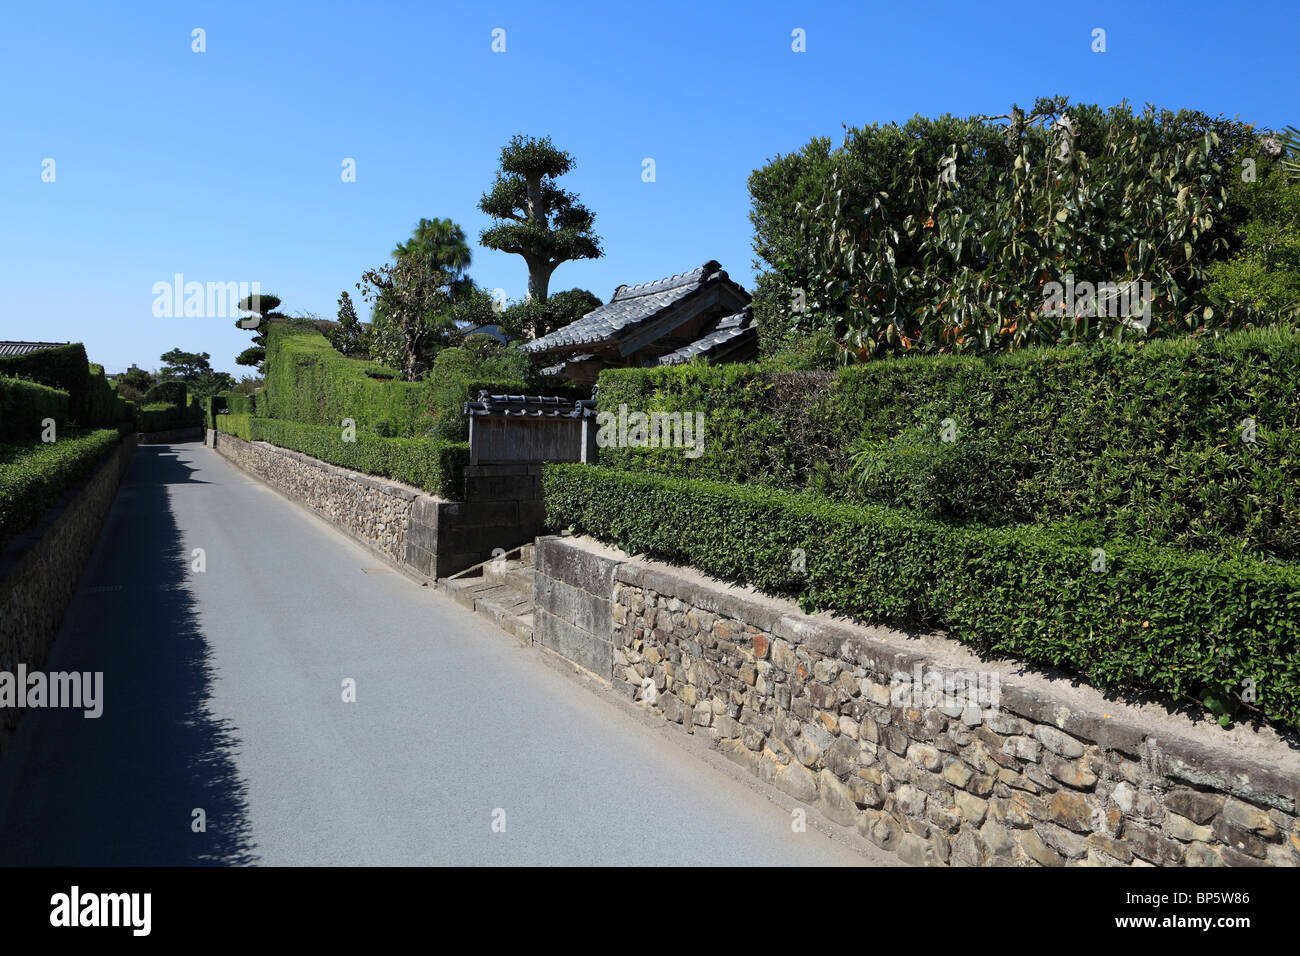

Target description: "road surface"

left=0, top=442, right=890, bottom=865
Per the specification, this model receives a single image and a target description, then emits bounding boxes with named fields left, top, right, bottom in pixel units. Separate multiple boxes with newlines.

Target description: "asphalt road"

left=0, top=442, right=889, bottom=866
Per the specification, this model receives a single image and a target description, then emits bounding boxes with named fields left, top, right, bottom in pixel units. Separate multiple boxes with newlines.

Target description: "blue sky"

left=1, top=0, right=1295, bottom=374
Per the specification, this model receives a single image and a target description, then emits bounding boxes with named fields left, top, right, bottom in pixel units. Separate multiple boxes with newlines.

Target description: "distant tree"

left=118, top=366, right=155, bottom=396
left=229, top=374, right=264, bottom=396
left=326, top=290, right=372, bottom=356
left=159, top=348, right=215, bottom=382
left=478, top=135, right=603, bottom=301
left=234, top=292, right=287, bottom=370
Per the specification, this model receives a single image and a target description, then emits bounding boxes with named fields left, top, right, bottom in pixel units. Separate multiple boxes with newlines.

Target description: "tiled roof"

left=0, top=341, right=67, bottom=357
left=655, top=307, right=757, bottom=366
left=464, top=392, right=597, bottom=419
left=522, top=260, right=748, bottom=355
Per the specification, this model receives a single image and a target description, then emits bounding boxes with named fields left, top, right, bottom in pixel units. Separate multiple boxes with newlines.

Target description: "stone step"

left=439, top=557, right=536, bottom=646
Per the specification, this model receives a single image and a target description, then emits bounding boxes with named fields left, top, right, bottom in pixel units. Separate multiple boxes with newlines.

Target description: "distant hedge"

left=544, top=464, right=1300, bottom=731
left=215, top=413, right=468, bottom=498
left=0, top=429, right=125, bottom=548
left=85, top=363, right=128, bottom=427
left=0, top=344, right=88, bottom=412
left=0, top=378, right=69, bottom=440
left=0, top=345, right=128, bottom=427
left=596, top=327, right=1300, bottom=561
left=138, top=402, right=202, bottom=433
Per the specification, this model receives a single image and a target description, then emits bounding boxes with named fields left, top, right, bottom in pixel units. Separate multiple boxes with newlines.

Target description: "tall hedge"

left=263, top=320, right=429, bottom=435
left=544, top=464, right=1300, bottom=731
left=595, top=328, right=1300, bottom=561
left=0, top=378, right=70, bottom=440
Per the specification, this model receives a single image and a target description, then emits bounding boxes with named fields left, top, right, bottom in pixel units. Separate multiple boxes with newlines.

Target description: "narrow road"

left=0, top=442, right=887, bottom=865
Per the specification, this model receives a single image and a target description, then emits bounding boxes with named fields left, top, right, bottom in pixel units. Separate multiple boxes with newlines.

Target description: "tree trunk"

left=527, top=265, right=554, bottom=303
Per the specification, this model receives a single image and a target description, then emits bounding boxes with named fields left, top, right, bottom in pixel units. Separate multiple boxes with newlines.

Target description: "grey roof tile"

left=522, top=260, right=748, bottom=355
left=655, top=307, right=757, bottom=366
left=0, top=341, right=68, bottom=357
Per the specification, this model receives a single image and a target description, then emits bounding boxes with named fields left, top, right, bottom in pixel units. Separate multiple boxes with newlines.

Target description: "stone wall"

left=534, top=535, right=1300, bottom=867
left=213, top=431, right=417, bottom=565
left=212, top=432, right=546, bottom=579
left=0, top=436, right=136, bottom=756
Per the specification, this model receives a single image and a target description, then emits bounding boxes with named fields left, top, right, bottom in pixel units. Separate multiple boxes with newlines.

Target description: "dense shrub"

left=0, top=429, right=125, bottom=548
left=749, top=99, right=1270, bottom=359
left=143, top=381, right=188, bottom=406
left=215, top=414, right=467, bottom=497
left=544, top=464, right=1300, bottom=730
left=0, top=378, right=70, bottom=440
left=423, top=343, right=530, bottom=440
left=596, top=328, right=1300, bottom=561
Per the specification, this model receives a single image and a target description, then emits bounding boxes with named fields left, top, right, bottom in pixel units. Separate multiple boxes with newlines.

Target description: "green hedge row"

left=0, top=429, right=125, bottom=548
left=596, top=328, right=1300, bottom=562
left=0, top=378, right=70, bottom=440
left=263, top=320, right=431, bottom=435
left=544, top=464, right=1300, bottom=730
left=138, top=402, right=203, bottom=433
left=215, top=413, right=468, bottom=498
left=0, top=346, right=129, bottom=427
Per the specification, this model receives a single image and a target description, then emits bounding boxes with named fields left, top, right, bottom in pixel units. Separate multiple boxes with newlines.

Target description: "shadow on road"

left=0, top=444, right=256, bottom=865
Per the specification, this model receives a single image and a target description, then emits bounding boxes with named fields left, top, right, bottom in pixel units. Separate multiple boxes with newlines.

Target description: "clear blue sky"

left=1, top=0, right=1294, bottom=374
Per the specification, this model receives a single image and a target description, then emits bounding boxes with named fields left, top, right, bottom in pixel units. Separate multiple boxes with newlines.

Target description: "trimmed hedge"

left=0, top=429, right=125, bottom=548
left=85, top=364, right=128, bottom=427
left=138, top=402, right=203, bottom=433
left=544, top=464, right=1300, bottom=730
left=596, top=328, right=1300, bottom=562
left=0, top=378, right=70, bottom=440
left=263, top=320, right=430, bottom=435
left=0, top=344, right=89, bottom=415
left=215, top=413, right=468, bottom=498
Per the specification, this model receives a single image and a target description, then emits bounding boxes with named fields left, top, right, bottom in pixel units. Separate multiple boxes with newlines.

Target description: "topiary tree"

left=234, top=292, right=287, bottom=370
left=478, top=135, right=603, bottom=302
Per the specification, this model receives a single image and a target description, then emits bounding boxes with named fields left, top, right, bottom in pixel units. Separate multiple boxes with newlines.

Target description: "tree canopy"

left=478, top=134, right=603, bottom=301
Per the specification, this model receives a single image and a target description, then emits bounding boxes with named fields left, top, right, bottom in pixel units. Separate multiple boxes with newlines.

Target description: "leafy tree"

left=478, top=134, right=603, bottom=301
left=752, top=99, right=1262, bottom=360
left=159, top=348, right=216, bottom=382
left=326, top=290, right=371, bottom=357
left=233, top=292, right=287, bottom=370
left=117, top=366, right=155, bottom=397
left=1204, top=148, right=1300, bottom=319
left=363, top=219, right=489, bottom=379
left=497, top=288, right=601, bottom=341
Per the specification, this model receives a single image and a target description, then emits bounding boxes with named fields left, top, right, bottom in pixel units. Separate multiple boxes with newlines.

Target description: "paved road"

left=0, top=442, right=887, bottom=865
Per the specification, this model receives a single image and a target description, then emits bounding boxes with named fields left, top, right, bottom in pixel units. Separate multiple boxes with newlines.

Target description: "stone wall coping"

left=550, top=534, right=1300, bottom=811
